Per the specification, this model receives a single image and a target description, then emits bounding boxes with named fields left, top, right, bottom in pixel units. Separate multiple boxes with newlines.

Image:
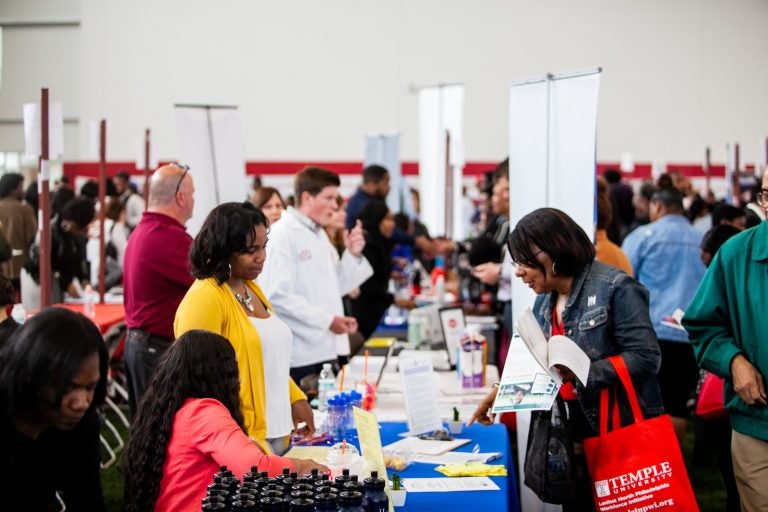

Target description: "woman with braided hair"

left=124, top=330, right=326, bottom=512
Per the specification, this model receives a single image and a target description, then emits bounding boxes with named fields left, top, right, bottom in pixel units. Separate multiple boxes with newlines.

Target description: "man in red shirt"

left=123, top=163, right=196, bottom=415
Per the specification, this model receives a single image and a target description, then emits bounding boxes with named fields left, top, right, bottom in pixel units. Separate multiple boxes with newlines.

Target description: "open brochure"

left=491, top=308, right=590, bottom=413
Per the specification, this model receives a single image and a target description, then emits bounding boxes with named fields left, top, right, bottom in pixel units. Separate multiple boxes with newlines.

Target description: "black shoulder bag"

left=523, top=395, right=580, bottom=504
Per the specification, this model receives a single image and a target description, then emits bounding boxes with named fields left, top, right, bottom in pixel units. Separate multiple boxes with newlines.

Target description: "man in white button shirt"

left=259, top=167, right=373, bottom=383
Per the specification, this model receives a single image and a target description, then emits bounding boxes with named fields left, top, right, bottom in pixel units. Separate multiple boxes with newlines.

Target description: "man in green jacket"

left=683, top=172, right=768, bottom=511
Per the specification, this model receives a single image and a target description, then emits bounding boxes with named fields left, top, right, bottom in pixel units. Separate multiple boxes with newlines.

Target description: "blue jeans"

left=124, top=329, right=172, bottom=417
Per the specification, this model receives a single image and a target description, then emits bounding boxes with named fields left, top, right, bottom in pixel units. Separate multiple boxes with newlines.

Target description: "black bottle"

left=201, top=502, right=227, bottom=511
left=209, top=475, right=225, bottom=489
left=259, top=496, right=286, bottom=512
left=333, top=469, right=352, bottom=491
left=214, top=465, right=231, bottom=480
left=233, top=490, right=257, bottom=503
left=223, top=475, right=241, bottom=494
left=337, top=491, right=365, bottom=512
left=289, top=497, right=315, bottom=511
left=290, top=490, right=314, bottom=502
left=275, top=467, right=292, bottom=484
left=205, top=487, right=231, bottom=505
left=280, top=474, right=298, bottom=495
left=261, top=484, right=284, bottom=500
left=201, top=495, right=227, bottom=508
left=291, top=484, right=315, bottom=495
left=314, top=474, right=331, bottom=491
left=255, top=471, right=273, bottom=490
left=243, top=465, right=260, bottom=483
left=314, top=491, right=339, bottom=512
left=313, top=485, right=335, bottom=497
left=362, top=471, right=388, bottom=512
left=342, top=479, right=364, bottom=495
left=231, top=498, right=258, bottom=512
left=238, top=481, right=260, bottom=496
left=297, top=476, right=315, bottom=487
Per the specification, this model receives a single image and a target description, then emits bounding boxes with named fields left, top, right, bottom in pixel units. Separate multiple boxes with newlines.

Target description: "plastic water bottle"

left=328, top=396, right=347, bottom=441
left=84, top=284, right=95, bottom=317
left=10, top=303, right=26, bottom=325
left=318, top=363, right=336, bottom=414
left=430, top=256, right=446, bottom=288
left=407, top=308, right=422, bottom=347
left=435, top=275, right=446, bottom=306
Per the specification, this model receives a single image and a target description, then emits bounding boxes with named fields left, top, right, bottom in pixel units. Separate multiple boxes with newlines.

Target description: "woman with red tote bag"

left=469, top=208, right=665, bottom=511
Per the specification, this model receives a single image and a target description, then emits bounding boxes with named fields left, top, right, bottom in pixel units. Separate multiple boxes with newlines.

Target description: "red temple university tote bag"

left=584, top=355, right=699, bottom=511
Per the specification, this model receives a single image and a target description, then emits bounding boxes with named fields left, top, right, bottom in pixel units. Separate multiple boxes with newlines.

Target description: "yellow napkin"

left=434, top=462, right=507, bottom=477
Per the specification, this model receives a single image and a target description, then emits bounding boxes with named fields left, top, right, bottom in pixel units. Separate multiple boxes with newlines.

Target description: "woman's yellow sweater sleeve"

left=289, top=378, right=307, bottom=403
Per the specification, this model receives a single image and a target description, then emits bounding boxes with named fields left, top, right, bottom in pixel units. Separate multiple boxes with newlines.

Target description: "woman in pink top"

left=123, top=330, right=327, bottom=512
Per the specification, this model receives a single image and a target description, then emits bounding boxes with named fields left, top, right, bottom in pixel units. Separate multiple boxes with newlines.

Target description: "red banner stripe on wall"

left=62, top=160, right=736, bottom=184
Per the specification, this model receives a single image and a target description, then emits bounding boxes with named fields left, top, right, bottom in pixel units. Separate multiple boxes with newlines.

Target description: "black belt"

left=127, top=328, right=172, bottom=348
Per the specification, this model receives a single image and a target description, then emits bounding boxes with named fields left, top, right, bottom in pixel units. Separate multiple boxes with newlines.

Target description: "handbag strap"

left=599, top=355, right=645, bottom=435
left=599, top=388, right=623, bottom=434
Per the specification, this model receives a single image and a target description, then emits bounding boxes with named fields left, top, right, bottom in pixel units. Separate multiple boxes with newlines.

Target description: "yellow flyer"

left=353, top=406, right=394, bottom=512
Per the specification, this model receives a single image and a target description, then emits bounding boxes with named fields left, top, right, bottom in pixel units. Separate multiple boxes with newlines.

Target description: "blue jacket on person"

left=621, top=214, right=705, bottom=343
left=532, top=261, right=664, bottom=435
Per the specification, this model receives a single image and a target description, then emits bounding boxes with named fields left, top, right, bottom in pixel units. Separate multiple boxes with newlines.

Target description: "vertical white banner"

left=508, top=79, right=550, bottom=327
left=549, top=73, right=600, bottom=236
left=508, top=69, right=601, bottom=512
left=175, top=105, right=248, bottom=237
left=23, top=101, right=64, bottom=159
left=364, top=133, right=403, bottom=213
left=418, top=85, right=465, bottom=238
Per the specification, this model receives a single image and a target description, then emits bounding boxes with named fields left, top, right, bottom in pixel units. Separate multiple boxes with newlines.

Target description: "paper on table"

left=383, top=436, right=471, bottom=456
left=401, top=476, right=500, bottom=492
left=398, top=356, right=443, bottom=436
left=283, top=445, right=331, bottom=464
left=353, top=407, right=393, bottom=512
left=410, top=451, right=502, bottom=465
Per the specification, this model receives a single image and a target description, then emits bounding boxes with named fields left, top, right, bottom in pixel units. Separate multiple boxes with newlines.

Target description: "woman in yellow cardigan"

left=174, top=202, right=313, bottom=454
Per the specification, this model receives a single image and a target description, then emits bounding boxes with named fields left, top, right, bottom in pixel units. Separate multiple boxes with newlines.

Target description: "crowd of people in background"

left=0, top=159, right=766, bottom=510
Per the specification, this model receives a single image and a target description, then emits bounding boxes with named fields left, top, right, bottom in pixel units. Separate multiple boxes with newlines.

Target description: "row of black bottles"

left=201, top=465, right=389, bottom=512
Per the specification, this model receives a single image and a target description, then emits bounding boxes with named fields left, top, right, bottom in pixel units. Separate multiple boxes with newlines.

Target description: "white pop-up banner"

left=418, top=84, right=465, bottom=239
left=508, top=68, right=601, bottom=512
left=175, top=104, right=248, bottom=237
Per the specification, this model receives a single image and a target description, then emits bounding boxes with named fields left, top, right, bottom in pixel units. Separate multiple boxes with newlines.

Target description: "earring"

left=228, top=263, right=232, bottom=279
left=551, top=261, right=557, bottom=275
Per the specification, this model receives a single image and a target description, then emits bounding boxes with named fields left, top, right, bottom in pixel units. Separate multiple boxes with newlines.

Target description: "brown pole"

left=144, top=128, right=151, bottom=209
left=98, top=120, right=107, bottom=304
left=704, top=146, right=711, bottom=194
left=39, top=88, right=52, bottom=308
